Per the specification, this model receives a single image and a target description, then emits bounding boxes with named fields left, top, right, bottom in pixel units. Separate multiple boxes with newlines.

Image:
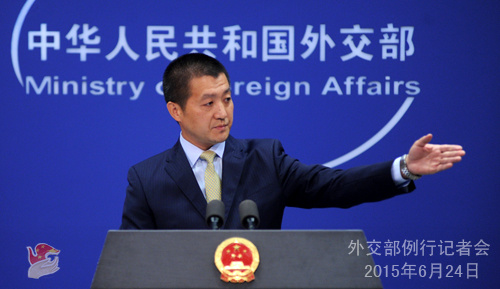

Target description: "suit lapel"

left=221, top=136, right=246, bottom=224
left=163, top=136, right=246, bottom=225
left=163, top=141, right=207, bottom=220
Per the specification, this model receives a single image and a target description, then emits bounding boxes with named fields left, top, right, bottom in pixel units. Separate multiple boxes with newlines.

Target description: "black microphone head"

left=206, top=200, right=225, bottom=229
left=239, top=199, right=260, bottom=229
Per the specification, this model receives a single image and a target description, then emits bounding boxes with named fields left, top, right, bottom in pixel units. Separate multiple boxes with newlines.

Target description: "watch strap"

left=400, top=154, right=422, bottom=180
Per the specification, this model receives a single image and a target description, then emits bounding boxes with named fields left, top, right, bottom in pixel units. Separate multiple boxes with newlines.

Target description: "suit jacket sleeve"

left=269, top=139, right=415, bottom=209
left=120, top=166, right=156, bottom=229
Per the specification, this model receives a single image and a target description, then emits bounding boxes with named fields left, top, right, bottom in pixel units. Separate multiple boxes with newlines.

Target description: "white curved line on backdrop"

left=11, top=0, right=36, bottom=87
left=323, top=96, right=414, bottom=168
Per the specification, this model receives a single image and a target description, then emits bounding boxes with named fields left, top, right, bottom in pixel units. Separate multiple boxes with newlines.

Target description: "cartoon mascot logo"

left=26, top=243, right=60, bottom=279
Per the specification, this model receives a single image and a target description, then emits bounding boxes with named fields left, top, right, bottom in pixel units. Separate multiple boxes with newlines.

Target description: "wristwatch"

left=400, top=154, right=422, bottom=180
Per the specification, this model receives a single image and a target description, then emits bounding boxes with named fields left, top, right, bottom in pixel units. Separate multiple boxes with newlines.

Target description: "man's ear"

left=167, top=101, right=182, bottom=122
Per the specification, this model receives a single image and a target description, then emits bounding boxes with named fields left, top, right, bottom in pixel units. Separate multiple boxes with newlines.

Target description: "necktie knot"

left=200, top=150, right=217, bottom=163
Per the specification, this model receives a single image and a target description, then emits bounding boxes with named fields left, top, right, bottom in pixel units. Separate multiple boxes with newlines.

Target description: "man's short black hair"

left=162, top=53, right=230, bottom=109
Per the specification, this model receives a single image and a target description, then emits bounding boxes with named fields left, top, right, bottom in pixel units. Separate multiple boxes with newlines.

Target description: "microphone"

left=239, top=200, right=260, bottom=230
left=206, top=200, right=225, bottom=230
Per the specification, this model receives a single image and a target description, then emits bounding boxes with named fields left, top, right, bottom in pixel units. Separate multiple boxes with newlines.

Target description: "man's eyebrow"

left=201, top=87, right=231, bottom=99
left=200, top=93, right=216, bottom=100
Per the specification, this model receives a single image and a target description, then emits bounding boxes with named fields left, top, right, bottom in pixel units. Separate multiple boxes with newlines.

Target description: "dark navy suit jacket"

left=120, top=135, right=414, bottom=229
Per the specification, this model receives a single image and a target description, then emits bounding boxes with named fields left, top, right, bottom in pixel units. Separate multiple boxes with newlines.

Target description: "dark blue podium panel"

left=91, top=230, right=382, bottom=289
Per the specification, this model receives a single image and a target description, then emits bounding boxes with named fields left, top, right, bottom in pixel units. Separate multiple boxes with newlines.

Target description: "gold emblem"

left=214, top=237, right=259, bottom=283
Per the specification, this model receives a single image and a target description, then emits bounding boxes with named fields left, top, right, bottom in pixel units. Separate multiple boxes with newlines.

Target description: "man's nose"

left=214, top=101, right=228, bottom=119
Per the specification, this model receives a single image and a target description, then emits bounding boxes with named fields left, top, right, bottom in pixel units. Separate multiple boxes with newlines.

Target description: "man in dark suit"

left=120, top=53, right=465, bottom=230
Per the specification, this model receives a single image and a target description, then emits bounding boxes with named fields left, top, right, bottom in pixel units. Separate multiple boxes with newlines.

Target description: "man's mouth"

left=214, top=124, right=228, bottom=130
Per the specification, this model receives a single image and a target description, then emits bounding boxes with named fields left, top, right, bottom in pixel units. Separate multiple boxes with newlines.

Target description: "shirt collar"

left=179, top=132, right=225, bottom=168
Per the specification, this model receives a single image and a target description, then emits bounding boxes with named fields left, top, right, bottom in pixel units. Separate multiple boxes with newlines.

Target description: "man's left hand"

left=406, top=134, right=465, bottom=176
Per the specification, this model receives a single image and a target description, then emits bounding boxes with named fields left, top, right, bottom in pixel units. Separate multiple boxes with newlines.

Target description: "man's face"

left=168, top=73, right=233, bottom=150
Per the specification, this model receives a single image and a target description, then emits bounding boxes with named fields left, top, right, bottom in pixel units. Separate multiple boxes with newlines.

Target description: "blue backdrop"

left=1, top=1, right=499, bottom=288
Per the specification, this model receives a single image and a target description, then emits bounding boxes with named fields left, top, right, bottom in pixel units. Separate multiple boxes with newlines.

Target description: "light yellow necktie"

left=200, top=151, right=221, bottom=202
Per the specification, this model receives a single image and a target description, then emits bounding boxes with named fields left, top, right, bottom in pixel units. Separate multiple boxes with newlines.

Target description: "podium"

left=91, top=230, right=383, bottom=289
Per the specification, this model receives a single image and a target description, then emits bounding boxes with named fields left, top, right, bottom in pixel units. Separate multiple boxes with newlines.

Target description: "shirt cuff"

left=392, top=157, right=411, bottom=187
